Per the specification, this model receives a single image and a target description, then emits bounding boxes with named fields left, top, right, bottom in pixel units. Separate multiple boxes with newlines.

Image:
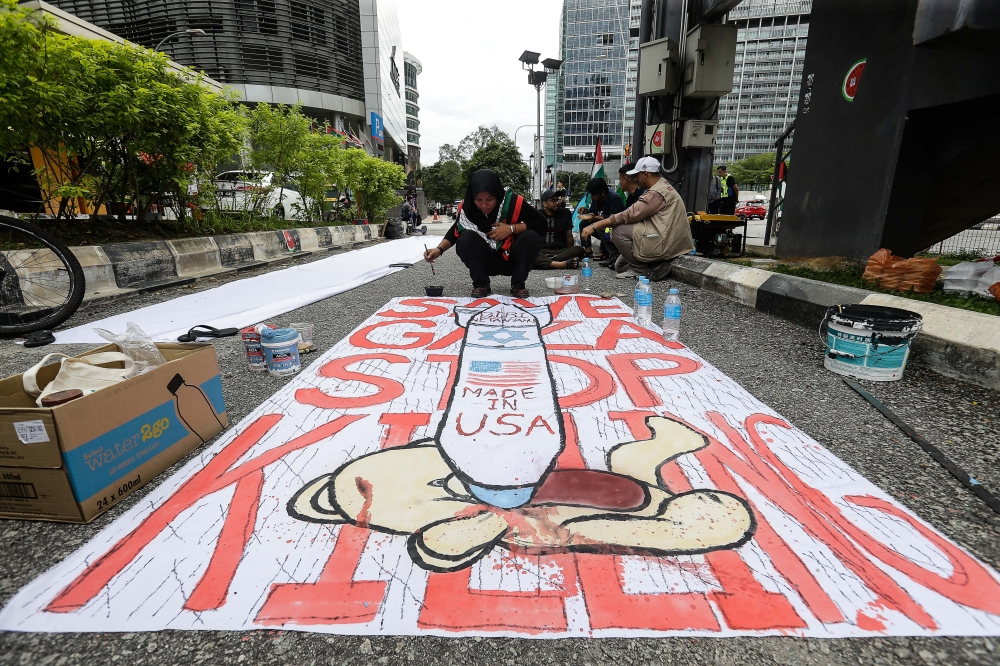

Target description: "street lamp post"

left=519, top=51, right=562, bottom=205
left=153, top=28, right=207, bottom=52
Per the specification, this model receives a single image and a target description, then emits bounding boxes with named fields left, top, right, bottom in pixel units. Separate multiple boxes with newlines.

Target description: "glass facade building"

left=46, top=0, right=369, bottom=136
left=546, top=0, right=633, bottom=173
left=716, top=0, right=811, bottom=163
left=360, top=0, right=407, bottom=165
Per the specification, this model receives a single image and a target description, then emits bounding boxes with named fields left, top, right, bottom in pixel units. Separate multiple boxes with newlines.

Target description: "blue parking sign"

left=370, top=112, right=384, bottom=144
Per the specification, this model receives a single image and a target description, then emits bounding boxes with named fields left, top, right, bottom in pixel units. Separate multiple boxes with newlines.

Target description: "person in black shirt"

left=619, top=163, right=646, bottom=207
left=578, top=177, right=625, bottom=262
left=423, top=169, right=544, bottom=297
left=535, top=188, right=584, bottom=270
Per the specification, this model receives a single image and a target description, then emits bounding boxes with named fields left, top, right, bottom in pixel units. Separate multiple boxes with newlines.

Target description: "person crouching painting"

left=423, top=169, right=544, bottom=297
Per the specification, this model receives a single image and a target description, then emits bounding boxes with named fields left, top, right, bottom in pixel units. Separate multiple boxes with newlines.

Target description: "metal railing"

left=763, top=120, right=794, bottom=245
left=926, top=218, right=1000, bottom=256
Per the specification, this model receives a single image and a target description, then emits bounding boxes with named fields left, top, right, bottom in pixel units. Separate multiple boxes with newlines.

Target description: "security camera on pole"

left=519, top=51, right=563, bottom=207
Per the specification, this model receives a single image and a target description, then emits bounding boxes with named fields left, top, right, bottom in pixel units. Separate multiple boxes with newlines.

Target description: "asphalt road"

left=1, top=239, right=998, bottom=665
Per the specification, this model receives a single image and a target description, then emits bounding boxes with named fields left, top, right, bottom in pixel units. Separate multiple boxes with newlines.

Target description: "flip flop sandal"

left=177, top=325, right=239, bottom=342
left=568, top=257, right=580, bottom=269
left=23, top=330, right=55, bottom=348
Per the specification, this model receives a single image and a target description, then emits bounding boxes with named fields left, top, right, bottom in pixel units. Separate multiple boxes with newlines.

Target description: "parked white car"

left=212, top=171, right=308, bottom=220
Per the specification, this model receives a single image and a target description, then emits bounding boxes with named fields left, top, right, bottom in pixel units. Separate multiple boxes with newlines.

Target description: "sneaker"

left=646, top=261, right=673, bottom=282
left=615, top=269, right=640, bottom=279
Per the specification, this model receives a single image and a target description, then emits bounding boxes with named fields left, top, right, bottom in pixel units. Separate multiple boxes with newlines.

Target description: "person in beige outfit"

left=580, top=156, right=694, bottom=281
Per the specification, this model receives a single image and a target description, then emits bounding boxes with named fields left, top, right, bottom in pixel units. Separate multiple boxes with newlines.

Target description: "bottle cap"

left=669, top=288, right=679, bottom=294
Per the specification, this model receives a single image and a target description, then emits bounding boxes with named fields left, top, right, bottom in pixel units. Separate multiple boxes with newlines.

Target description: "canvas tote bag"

left=23, top=352, right=135, bottom=407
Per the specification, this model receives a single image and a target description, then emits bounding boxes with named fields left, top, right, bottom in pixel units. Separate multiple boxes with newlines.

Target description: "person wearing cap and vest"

left=580, top=156, right=694, bottom=281
left=423, top=169, right=544, bottom=297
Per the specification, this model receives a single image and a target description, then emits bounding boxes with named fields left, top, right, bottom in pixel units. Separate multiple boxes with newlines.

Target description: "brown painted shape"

left=530, top=470, right=645, bottom=510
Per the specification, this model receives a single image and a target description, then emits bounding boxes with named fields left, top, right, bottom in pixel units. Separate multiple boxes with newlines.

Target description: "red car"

left=736, top=200, right=767, bottom=220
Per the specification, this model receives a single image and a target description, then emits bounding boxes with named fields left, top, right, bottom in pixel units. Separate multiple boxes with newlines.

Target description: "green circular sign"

left=842, top=58, right=867, bottom=102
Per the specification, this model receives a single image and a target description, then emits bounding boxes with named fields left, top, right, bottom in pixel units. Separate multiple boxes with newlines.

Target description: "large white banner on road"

left=4, top=296, right=1000, bottom=638
left=55, top=237, right=428, bottom=344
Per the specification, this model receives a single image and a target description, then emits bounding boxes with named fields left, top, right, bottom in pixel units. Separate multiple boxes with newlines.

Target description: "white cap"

left=626, top=156, right=661, bottom=175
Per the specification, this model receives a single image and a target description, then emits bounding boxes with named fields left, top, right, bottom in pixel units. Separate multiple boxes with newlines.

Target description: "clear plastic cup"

left=291, top=322, right=315, bottom=353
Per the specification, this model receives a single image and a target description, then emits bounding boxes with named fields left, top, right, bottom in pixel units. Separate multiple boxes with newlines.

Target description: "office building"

left=360, top=0, right=407, bottom=165
left=545, top=0, right=632, bottom=174
left=403, top=51, right=422, bottom=180
left=43, top=0, right=406, bottom=162
left=715, top=0, right=811, bottom=163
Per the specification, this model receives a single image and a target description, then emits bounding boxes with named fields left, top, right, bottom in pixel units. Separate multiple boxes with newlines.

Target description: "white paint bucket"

left=822, top=305, right=922, bottom=381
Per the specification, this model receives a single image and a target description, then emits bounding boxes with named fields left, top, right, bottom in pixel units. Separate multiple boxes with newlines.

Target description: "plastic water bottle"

left=662, top=288, right=682, bottom=342
left=635, top=277, right=653, bottom=328
left=580, top=258, right=593, bottom=292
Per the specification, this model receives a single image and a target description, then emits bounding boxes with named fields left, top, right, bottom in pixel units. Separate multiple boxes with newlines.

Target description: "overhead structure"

left=777, top=0, right=1000, bottom=259
left=630, top=0, right=739, bottom=215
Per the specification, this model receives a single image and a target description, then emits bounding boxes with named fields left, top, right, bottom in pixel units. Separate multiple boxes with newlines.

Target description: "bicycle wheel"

left=0, top=215, right=85, bottom=337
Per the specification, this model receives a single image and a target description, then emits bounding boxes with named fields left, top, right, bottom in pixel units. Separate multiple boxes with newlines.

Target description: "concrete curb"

left=69, top=224, right=381, bottom=302
left=670, top=255, right=1000, bottom=391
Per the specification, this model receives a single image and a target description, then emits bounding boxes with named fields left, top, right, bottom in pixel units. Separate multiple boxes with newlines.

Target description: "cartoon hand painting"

left=289, top=303, right=754, bottom=571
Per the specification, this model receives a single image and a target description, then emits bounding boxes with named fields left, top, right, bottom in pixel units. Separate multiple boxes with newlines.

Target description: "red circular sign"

left=651, top=130, right=663, bottom=149
left=842, top=59, right=867, bottom=102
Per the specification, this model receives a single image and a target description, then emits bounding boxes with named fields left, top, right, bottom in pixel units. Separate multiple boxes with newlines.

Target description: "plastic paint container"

left=555, top=273, right=579, bottom=294
left=241, top=325, right=269, bottom=371
left=822, top=304, right=923, bottom=381
left=261, top=328, right=302, bottom=377
left=290, top=322, right=315, bottom=352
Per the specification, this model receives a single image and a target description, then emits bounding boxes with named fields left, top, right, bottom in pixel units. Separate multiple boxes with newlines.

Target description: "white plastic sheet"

left=54, top=237, right=427, bottom=344
left=942, top=261, right=992, bottom=295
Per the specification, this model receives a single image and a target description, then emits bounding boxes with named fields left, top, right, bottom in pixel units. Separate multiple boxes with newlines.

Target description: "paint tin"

left=822, top=305, right=922, bottom=381
left=241, top=325, right=270, bottom=371
left=261, top=328, right=302, bottom=377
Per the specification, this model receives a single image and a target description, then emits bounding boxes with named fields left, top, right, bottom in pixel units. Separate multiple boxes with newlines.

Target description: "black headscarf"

left=461, top=169, right=505, bottom=230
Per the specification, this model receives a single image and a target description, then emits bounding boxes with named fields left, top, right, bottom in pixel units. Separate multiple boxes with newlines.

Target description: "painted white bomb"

left=436, top=303, right=564, bottom=508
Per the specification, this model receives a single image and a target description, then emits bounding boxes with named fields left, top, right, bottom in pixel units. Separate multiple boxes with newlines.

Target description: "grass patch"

left=729, top=259, right=1000, bottom=317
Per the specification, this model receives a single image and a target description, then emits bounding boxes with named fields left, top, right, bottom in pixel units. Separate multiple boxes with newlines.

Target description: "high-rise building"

left=360, top=0, right=407, bottom=166
left=546, top=0, right=632, bottom=175
left=403, top=51, right=422, bottom=180
left=44, top=0, right=407, bottom=163
left=715, top=0, right=811, bottom=164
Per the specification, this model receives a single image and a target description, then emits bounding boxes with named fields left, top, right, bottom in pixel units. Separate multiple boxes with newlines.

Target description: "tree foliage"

left=0, top=2, right=403, bottom=228
left=727, top=152, right=777, bottom=187
left=463, top=141, right=532, bottom=197
left=340, top=148, right=404, bottom=223
left=421, top=160, right=463, bottom=204
left=1, top=0, right=244, bottom=221
left=556, top=171, right=591, bottom=203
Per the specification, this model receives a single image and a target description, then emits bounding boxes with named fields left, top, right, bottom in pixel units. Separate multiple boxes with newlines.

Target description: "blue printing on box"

left=62, top=376, right=225, bottom=500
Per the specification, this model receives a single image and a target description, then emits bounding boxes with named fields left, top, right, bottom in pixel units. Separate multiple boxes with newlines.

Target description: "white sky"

left=397, top=0, right=563, bottom=165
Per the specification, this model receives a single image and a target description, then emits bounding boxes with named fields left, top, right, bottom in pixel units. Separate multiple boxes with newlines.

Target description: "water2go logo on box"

left=63, top=374, right=225, bottom=511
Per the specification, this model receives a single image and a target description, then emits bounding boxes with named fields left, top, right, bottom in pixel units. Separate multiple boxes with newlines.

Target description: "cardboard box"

left=0, top=343, right=227, bottom=523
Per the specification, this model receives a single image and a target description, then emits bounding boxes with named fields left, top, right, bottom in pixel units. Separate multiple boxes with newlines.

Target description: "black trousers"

left=708, top=199, right=721, bottom=214
left=455, top=230, right=541, bottom=288
left=720, top=199, right=737, bottom=215
left=535, top=245, right=585, bottom=269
